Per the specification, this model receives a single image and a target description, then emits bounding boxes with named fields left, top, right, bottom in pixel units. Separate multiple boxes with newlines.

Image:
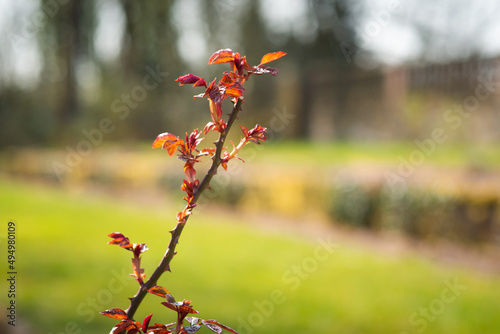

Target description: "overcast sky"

left=2, top=0, right=500, bottom=89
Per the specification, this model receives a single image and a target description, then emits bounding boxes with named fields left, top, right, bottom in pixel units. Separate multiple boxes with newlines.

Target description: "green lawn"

left=246, top=140, right=500, bottom=168
left=1, top=177, right=500, bottom=333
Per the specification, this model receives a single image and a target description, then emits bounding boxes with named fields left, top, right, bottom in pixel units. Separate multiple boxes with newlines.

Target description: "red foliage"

left=156, top=49, right=284, bottom=205
left=104, top=49, right=285, bottom=334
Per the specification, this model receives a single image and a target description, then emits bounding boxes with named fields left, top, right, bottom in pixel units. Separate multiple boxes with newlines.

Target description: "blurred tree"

left=38, top=0, right=96, bottom=141
left=282, top=0, right=362, bottom=138
left=118, top=0, right=181, bottom=139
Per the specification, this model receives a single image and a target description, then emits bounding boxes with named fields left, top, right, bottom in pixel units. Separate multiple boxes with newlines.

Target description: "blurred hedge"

left=2, top=148, right=499, bottom=246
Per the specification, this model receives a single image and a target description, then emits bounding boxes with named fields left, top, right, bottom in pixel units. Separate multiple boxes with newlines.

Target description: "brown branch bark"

left=125, top=97, right=244, bottom=320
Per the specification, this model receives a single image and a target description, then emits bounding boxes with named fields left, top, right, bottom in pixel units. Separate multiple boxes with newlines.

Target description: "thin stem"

left=175, top=312, right=182, bottom=334
left=193, top=97, right=243, bottom=201
left=125, top=97, right=244, bottom=320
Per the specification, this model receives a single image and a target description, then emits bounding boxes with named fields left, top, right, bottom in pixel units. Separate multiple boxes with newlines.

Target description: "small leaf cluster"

left=152, top=49, right=285, bottom=223
left=103, top=233, right=238, bottom=334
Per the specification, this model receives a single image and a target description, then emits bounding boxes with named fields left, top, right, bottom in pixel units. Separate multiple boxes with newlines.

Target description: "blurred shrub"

left=2, top=148, right=499, bottom=246
left=377, top=186, right=453, bottom=240
left=325, top=174, right=500, bottom=246
left=328, top=182, right=378, bottom=229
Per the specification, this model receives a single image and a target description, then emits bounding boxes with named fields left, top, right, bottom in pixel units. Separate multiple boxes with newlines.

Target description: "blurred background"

left=1, top=0, right=500, bottom=333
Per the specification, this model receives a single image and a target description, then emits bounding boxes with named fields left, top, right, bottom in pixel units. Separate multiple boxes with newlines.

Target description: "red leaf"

left=161, top=301, right=178, bottom=312
left=100, top=308, right=128, bottom=320
left=193, top=78, right=207, bottom=87
left=150, top=322, right=175, bottom=333
left=148, top=286, right=170, bottom=298
left=107, top=232, right=132, bottom=249
left=220, top=73, right=234, bottom=84
left=153, top=132, right=184, bottom=156
left=246, top=124, right=267, bottom=144
left=208, top=49, right=234, bottom=65
left=203, top=122, right=216, bottom=134
left=179, top=305, right=199, bottom=314
left=199, top=147, right=216, bottom=157
left=176, top=74, right=206, bottom=87
left=142, top=314, right=153, bottom=332
left=162, top=139, right=181, bottom=156
left=224, top=82, right=245, bottom=98
left=153, top=132, right=178, bottom=149
left=107, top=232, right=125, bottom=239
left=241, top=55, right=253, bottom=71
left=132, top=243, right=148, bottom=257
left=260, top=51, right=286, bottom=65
left=110, top=320, right=133, bottom=334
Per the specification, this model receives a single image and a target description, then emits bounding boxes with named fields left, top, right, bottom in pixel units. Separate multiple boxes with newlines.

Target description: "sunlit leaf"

left=100, top=308, right=128, bottom=320
left=148, top=286, right=170, bottom=298
left=107, top=232, right=128, bottom=244
left=111, top=320, right=140, bottom=334
left=260, top=51, right=286, bottom=65
left=208, top=49, right=234, bottom=65
left=110, top=320, right=133, bottom=334
left=153, top=132, right=184, bottom=156
left=224, top=82, right=245, bottom=98
left=107, top=232, right=126, bottom=239
left=107, top=232, right=132, bottom=249
left=150, top=322, right=174, bottom=333
left=186, top=317, right=200, bottom=325
left=220, top=73, right=234, bottom=84
left=179, top=305, right=199, bottom=314
left=153, top=132, right=179, bottom=149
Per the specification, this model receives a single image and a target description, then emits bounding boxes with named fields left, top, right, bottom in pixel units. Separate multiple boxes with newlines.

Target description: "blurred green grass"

left=1, top=177, right=500, bottom=333
left=245, top=140, right=500, bottom=168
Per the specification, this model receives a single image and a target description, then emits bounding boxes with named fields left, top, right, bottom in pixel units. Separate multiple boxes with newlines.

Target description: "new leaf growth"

left=102, top=49, right=285, bottom=334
